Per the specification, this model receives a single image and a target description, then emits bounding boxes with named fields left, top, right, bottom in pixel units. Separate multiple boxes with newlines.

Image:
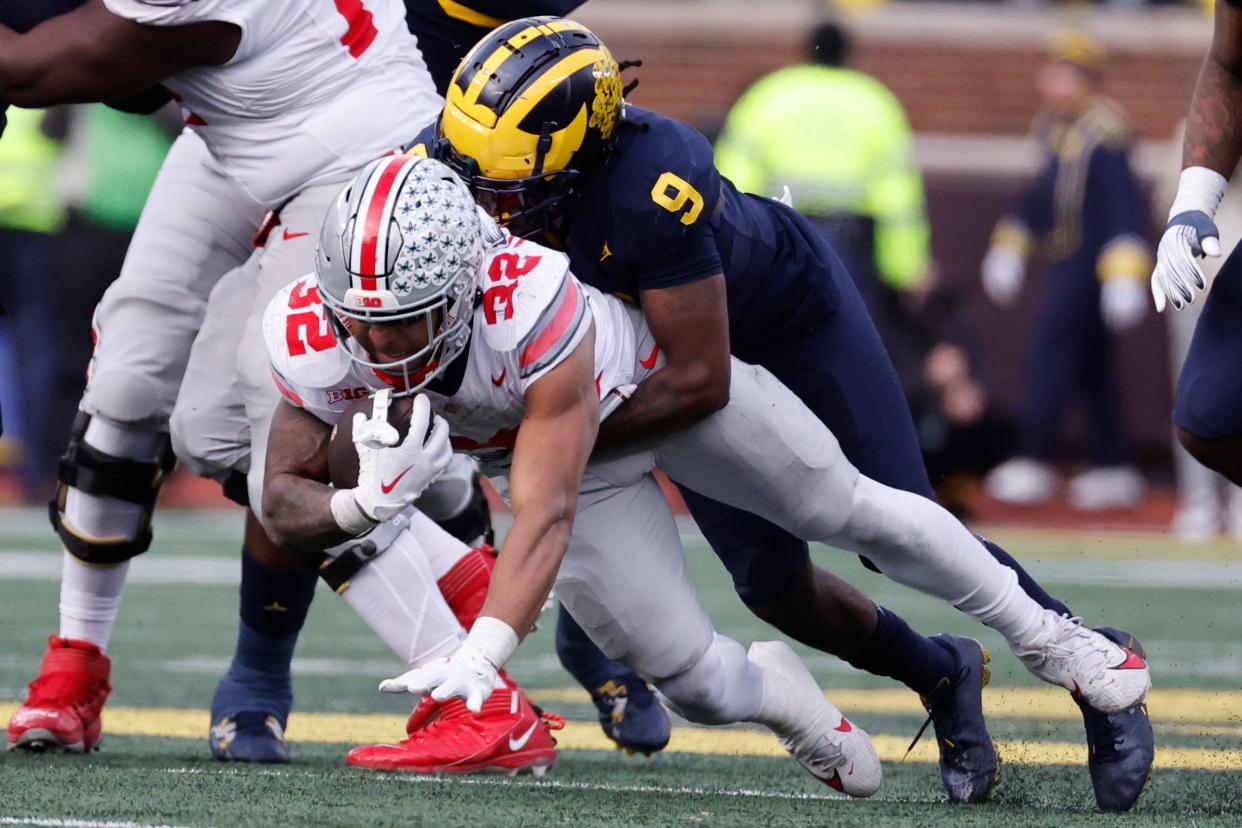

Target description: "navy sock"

left=977, top=534, right=1072, bottom=616
left=212, top=548, right=318, bottom=721
left=555, top=603, right=637, bottom=690
left=847, top=606, right=957, bottom=697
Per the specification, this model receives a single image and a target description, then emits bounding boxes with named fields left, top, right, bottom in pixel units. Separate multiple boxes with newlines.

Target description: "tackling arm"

left=1185, top=2, right=1242, bottom=176
left=479, top=326, right=599, bottom=637
left=261, top=400, right=354, bottom=551
left=0, top=0, right=240, bottom=106
left=594, top=275, right=731, bottom=450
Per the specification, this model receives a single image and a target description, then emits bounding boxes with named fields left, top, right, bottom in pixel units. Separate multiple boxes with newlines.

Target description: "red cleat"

left=7, top=636, right=111, bottom=753
left=347, top=685, right=562, bottom=775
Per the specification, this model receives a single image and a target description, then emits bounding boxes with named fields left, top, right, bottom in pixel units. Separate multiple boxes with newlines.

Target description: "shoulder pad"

left=262, top=276, right=353, bottom=391
left=477, top=238, right=574, bottom=351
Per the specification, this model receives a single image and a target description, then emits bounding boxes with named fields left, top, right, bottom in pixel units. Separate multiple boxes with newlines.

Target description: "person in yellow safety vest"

left=715, top=21, right=931, bottom=305
left=0, top=106, right=64, bottom=497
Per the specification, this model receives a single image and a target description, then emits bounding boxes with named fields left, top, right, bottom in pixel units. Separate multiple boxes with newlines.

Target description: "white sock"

left=336, top=529, right=465, bottom=666
left=828, top=477, right=1047, bottom=648
left=59, top=552, right=129, bottom=650
left=406, top=510, right=473, bottom=581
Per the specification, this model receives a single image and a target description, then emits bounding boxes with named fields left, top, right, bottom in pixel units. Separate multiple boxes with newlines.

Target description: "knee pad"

left=652, top=634, right=754, bottom=726
left=50, top=412, right=175, bottom=564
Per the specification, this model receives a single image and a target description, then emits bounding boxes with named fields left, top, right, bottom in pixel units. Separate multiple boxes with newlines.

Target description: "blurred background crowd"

left=0, top=0, right=1231, bottom=539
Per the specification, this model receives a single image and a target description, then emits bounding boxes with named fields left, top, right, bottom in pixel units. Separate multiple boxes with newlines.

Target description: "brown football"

left=327, top=393, right=415, bottom=489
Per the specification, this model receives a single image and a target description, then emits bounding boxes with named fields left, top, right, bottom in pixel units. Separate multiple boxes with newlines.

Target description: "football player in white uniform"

left=1, top=0, right=447, bottom=758
left=259, top=153, right=884, bottom=794
left=258, top=155, right=1151, bottom=789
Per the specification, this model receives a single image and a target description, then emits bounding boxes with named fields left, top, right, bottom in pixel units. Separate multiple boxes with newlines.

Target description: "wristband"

left=1168, top=166, right=1228, bottom=221
left=331, top=488, right=378, bottom=536
left=464, top=616, right=520, bottom=669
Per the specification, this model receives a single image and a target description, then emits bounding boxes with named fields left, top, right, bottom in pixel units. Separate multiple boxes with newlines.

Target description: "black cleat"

left=1077, top=627, right=1154, bottom=812
left=915, top=635, right=1000, bottom=804
left=209, top=712, right=291, bottom=764
left=591, top=677, right=671, bottom=756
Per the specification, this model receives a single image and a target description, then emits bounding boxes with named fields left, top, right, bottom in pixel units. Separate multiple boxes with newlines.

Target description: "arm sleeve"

left=1089, top=144, right=1153, bottom=282
left=863, top=90, right=930, bottom=290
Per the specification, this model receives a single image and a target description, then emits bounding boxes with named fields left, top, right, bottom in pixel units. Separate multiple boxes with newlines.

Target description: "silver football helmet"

left=315, top=154, right=491, bottom=393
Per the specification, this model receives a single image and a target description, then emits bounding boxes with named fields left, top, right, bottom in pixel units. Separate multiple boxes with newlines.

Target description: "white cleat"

left=1013, top=612, right=1151, bottom=714
left=748, top=641, right=882, bottom=798
left=985, top=458, right=1056, bottom=506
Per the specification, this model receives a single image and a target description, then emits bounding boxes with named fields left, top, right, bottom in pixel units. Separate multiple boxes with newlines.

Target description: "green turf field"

left=2, top=506, right=1241, bottom=827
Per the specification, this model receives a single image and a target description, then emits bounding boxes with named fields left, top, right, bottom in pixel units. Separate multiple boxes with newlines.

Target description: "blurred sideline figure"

left=0, top=107, right=64, bottom=497
left=714, top=21, right=1013, bottom=506
left=982, top=30, right=1152, bottom=511
left=1155, top=122, right=1242, bottom=541
left=715, top=20, right=930, bottom=314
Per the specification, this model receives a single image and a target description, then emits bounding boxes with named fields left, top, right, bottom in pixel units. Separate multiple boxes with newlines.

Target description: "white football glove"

left=379, top=617, right=519, bottom=713
left=981, top=245, right=1025, bottom=307
left=1152, top=166, right=1228, bottom=312
left=379, top=647, right=499, bottom=713
left=1100, top=278, right=1148, bottom=331
left=331, top=390, right=452, bottom=535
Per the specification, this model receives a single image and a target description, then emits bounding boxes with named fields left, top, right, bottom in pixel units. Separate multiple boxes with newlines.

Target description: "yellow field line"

left=3, top=703, right=1240, bottom=771
left=534, top=686, right=1242, bottom=725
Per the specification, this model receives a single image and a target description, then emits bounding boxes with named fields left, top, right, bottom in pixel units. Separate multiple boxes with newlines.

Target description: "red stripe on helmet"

left=358, top=157, right=410, bottom=278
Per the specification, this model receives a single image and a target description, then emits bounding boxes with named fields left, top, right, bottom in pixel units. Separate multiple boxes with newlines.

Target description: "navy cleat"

left=1076, top=627, right=1154, bottom=812
left=209, top=712, right=290, bottom=763
left=591, top=677, right=671, bottom=756
left=911, top=635, right=999, bottom=804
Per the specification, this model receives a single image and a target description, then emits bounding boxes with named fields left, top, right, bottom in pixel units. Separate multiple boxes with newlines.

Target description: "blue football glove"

left=1152, top=210, right=1222, bottom=312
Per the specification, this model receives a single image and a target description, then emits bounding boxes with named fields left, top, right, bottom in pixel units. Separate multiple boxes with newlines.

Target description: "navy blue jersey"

left=564, top=107, right=840, bottom=354
left=412, top=105, right=843, bottom=353
left=403, top=1, right=585, bottom=95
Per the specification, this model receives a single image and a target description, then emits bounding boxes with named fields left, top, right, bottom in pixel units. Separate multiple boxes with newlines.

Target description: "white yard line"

left=158, top=766, right=848, bottom=802
left=0, top=819, right=192, bottom=828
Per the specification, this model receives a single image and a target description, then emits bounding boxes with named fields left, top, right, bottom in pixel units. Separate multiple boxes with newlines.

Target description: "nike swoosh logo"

left=491, top=368, right=507, bottom=386
left=1112, top=647, right=1147, bottom=670
left=638, top=344, right=659, bottom=369
left=283, top=228, right=309, bottom=241
left=508, top=719, right=539, bottom=752
left=380, top=465, right=415, bottom=494
left=835, top=718, right=853, bottom=733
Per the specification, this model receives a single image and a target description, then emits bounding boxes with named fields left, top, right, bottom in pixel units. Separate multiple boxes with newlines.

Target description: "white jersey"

left=263, top=234, right=663, bottom=472
left=103, top=0, right=440, bottom=204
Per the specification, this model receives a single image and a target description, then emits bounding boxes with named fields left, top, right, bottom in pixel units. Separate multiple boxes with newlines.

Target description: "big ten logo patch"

left=482, top=251, right=542, bottom=325
left=327, top=387, right=370, bottom=405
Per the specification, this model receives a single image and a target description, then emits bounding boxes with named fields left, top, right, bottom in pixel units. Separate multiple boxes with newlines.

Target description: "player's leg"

left=752, top=259, right=1072, bottom=617
left=653, top=360, right=1150, bottom=713
left=1173, top=244, right=1242, bottom=486
left=319, top=511, right=559, bottom=775
left=677, top=485, right=997, bottom=803
left=556, top=468, right=880, bottom=797
left=8, top=131, right=258, bottom=754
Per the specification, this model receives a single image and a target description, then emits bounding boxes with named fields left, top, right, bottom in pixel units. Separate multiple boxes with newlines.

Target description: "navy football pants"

left=1174, top=243, right=1242, bottom=440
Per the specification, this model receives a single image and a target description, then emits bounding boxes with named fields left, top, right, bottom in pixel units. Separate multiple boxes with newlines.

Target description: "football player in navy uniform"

left=419, top=17, right=1155, bottom=811
left=1153, top=2, right=1242, bottom=493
